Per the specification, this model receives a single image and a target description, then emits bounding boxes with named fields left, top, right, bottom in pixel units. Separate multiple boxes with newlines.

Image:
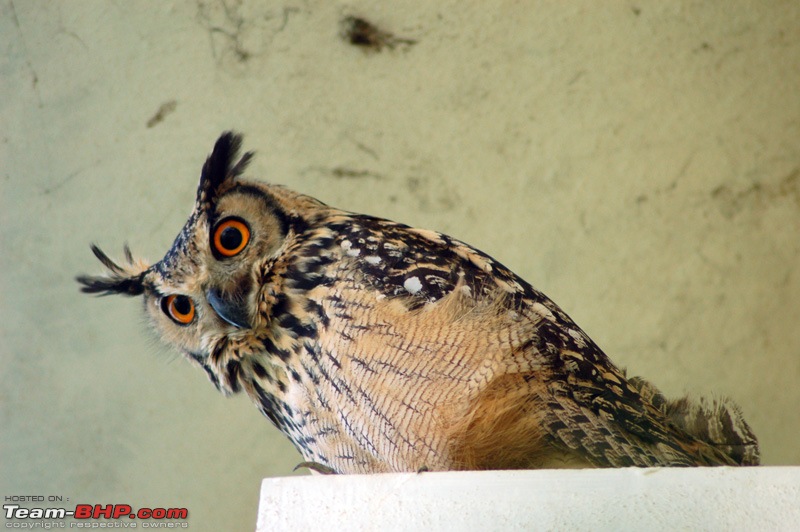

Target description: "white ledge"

left=257, top=467, right=800, bottom=531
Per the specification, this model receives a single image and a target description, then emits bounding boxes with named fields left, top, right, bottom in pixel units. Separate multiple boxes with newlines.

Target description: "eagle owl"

left=77, top=132, right=759, bottom=473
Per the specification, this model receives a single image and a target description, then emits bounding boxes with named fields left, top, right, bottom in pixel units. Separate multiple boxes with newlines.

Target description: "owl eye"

left=212, top=218, right=250, bottom=257
left=162, top=294, right=195, bottom=325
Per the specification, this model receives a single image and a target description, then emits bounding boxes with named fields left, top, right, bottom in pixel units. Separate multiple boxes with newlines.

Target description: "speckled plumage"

left=77, top=132, right=759, bottom=473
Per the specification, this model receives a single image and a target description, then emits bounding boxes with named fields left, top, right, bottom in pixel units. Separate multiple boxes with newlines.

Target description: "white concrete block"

left=258, top=467, right=800, bottom=531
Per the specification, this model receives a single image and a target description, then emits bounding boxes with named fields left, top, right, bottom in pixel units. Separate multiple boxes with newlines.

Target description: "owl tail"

left=665, top=396, right=760, bottom=466
left=629, top=376, right=760, bottom=466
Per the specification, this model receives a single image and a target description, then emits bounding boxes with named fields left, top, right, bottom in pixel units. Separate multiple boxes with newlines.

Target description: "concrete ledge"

left=257, top=467, right=800, bottom=531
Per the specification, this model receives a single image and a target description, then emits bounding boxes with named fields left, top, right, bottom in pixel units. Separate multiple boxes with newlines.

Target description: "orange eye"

left=212, top=218, right=250, bottom=257
left=163, top=294, right=195, bottom=325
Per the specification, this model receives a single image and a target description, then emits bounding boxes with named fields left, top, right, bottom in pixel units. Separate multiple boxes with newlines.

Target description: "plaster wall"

left=2, top=1, right=798, bottom=529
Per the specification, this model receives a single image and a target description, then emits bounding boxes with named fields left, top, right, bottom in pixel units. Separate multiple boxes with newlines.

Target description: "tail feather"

left=628, top=376, right=760, bottom=466
left=666, top=396, right=760, bottom=466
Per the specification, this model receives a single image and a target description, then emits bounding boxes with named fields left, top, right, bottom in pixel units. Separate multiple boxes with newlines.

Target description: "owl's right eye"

left=162, top=294, right=195, bottom=325
left=212, top=217, right=250, bottom=258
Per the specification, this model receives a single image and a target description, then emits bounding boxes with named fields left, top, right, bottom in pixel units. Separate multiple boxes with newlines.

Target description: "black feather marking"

left=225, top=359, right=242, bottom=393
left=261, top=336, right=292, bottom=361
left=89, top=244, right=126, bottom=274
left=209, top=337, right=229, bottom=365
left=304, top=298, right=330, bottom=328
left=252, top=381, right=283, bottom=429
left=303, top=341, right=321, bottom=363
left=278, top=312, right=317, bottom=339
left=285, top=271, right=332, bottom=291
left=270, top=293, right=290, bottom=318
left=202, top=365, right=222, bottom=391
left=252, top=361, right=269, bottom=380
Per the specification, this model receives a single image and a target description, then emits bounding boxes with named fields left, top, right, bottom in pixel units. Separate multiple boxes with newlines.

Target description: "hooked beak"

left=206, top=287, right=251, bottom=329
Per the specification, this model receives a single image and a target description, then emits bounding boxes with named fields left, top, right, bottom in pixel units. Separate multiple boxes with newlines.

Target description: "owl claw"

left=294, top=461, right=338, bottom=475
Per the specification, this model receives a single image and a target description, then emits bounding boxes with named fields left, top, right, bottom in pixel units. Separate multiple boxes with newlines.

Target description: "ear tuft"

left=196, top=131, right=255, bottom=208
left=76, top=244, right=149, bottom=297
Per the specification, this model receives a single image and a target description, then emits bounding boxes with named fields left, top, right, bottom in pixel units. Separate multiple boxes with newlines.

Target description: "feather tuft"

left=196, top=131, right=254, bottom=208
left=75, top=244, right=149, bottom=296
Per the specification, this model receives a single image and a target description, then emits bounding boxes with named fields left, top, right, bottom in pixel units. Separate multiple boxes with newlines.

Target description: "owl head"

left=77, top=132, right=322, bottom=392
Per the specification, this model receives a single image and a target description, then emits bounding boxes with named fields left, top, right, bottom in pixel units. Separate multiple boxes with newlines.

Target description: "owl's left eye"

left=212, top=217, right=250, bottom=258
left=162, top=294, right=195, bottom=325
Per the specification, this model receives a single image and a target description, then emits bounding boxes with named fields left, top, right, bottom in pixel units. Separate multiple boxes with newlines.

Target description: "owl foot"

left=293, top=461, right=338, bottom=475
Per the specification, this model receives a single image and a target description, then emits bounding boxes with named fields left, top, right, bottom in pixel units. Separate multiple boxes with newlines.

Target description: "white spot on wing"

left=341, top=240, right=360, bottom=256
left=365, top=255, right=381, bottom=265
left=568, top=329, right=588, bottom=348
left=403, top=276, right=423, bottom=295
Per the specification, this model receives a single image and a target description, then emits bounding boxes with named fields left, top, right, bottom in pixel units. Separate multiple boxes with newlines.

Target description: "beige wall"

left=2, top=1, right=798, bottom=529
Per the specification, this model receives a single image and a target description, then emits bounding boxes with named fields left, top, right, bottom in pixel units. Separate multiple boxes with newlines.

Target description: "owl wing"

left=320, top=215, right=744, bottom=468
left=440, top=233, right=748, bottom=467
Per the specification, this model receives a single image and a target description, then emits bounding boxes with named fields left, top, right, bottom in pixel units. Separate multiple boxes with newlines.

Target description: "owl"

left=77, top=132, right=759, bottom=473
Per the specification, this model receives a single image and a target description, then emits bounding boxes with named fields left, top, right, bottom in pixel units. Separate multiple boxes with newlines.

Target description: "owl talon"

left=294, top=461, right=338, bottom=475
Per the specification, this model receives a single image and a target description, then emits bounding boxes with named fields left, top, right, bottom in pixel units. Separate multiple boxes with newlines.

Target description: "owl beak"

left=206, top=287, right=251, bottom=329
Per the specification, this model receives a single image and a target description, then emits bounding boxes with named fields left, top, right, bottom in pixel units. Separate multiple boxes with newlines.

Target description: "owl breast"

left=226, top=213, right=571, bottom=473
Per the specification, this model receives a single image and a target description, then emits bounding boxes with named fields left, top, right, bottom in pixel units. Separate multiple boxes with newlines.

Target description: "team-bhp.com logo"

left=4, top=502, right=188, bottom=528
